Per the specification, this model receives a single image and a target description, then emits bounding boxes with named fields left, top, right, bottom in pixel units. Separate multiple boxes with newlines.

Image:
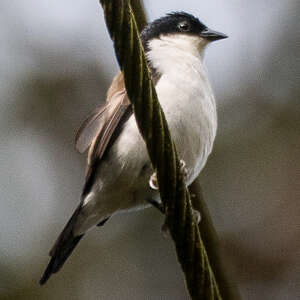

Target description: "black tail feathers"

left=40, top=205, right=83, bottom=285
left=39, top=234, right=83, bottom=285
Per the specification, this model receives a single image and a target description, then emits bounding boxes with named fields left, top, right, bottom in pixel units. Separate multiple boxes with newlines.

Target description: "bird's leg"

left=146, top=196, right=170, bottom=238
left=146, top=198, right=169, bottom=237
left=146, top=198, right=165, bottom=214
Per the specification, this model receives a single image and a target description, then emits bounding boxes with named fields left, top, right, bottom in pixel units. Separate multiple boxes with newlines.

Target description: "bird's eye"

left=178, top=21, right=190, bottom=32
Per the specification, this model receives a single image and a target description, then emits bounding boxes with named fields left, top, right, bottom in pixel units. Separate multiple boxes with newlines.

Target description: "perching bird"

left=40, top=11, right=227, bottom=285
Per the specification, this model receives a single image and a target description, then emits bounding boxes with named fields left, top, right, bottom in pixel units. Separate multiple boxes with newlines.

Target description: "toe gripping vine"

left=148, top=160, right=201, bottom=234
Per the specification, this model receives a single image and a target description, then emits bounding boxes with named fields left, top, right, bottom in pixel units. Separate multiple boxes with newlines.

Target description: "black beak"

left=200, top=28, right=228, bottom=41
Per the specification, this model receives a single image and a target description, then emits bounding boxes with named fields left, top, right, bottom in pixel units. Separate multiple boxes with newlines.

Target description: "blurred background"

left=1, top=0, right=299, bottom=299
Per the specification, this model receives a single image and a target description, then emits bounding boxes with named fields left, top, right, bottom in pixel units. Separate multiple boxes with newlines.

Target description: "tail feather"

left=39, top=234, right=83, bottom=285
left=40, top=205, right=84, bottom=285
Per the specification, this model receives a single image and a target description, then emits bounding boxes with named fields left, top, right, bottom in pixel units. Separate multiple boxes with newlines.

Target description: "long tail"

left=39, top=205, right=84, bottom=285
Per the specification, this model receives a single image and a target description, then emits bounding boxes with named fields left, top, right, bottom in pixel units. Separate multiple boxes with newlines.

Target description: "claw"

left=149, top=172, right=159, bottom=190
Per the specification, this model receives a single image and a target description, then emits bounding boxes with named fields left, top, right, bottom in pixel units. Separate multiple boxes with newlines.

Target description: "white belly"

left=155, top=72, right=217, bottom=184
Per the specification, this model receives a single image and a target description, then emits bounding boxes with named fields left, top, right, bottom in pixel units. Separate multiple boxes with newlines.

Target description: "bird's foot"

left=193, top=209, right=201, bottom=224
left=149, top=159, right=190, bottom=237
left=149, top=160, right=187, bottom=191
left=179, top=159, right=188, bottom=180
left=149, top=171, right=159, bottom=190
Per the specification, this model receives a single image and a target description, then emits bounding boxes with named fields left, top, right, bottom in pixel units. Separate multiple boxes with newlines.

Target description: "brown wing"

left=75, top=72, right=127, bottom=154
left=88, top=90, right=131, bottom=165
left=76, top=65, right=162, bottom=153
left=78, top=72, right=132, bottom=196
left=78, top=70, right=161, bottom=197
left=75, top=105, right=107, bottom=153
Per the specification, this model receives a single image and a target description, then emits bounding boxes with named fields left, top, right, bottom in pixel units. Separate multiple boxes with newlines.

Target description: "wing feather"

left=75, top=72, right=127, bottom=154
left=78, top=73, right=132, bottom=196
left=77, top=70, right=160, bottom=197
left=88, top=92, right=131, bottom=164
left=75, top=104, right=107, bottom=153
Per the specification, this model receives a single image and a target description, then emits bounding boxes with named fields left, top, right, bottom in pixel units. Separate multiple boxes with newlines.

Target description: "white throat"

left=146, top=34, right=208, bottom=76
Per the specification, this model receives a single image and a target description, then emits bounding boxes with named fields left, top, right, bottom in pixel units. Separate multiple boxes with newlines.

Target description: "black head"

left=140, top=12, right=227, bottom=48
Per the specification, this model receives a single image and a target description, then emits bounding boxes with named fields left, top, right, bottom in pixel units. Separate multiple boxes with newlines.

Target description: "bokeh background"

left=1, top=0, right=299, bottom=299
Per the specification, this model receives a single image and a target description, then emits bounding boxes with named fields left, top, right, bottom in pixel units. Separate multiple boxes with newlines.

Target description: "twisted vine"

left=99, top=1, right=221, bottom=298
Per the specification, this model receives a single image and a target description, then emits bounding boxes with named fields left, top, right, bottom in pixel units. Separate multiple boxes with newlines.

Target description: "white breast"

left=147, top=34, right=217, bottom=183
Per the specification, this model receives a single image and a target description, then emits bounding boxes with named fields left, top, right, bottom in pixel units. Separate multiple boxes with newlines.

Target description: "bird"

left=39, top=11, right=227, bottom=285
